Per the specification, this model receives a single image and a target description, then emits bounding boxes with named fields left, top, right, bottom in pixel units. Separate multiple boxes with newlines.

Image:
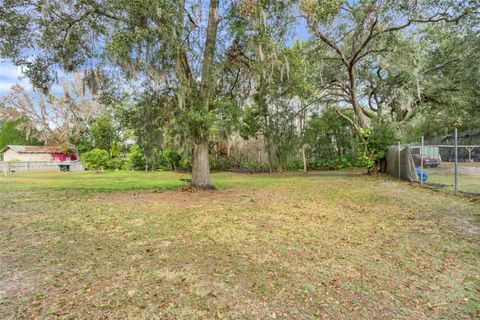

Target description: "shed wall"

left=3, top=149, right=53, bottom=162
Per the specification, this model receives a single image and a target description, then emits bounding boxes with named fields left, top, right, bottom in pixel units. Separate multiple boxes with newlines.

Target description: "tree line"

left=1, top=0, right=479, bottom=187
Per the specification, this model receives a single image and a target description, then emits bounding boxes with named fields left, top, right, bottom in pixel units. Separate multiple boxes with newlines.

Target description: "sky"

left=0, top=61, right=71, bottom=98
left=0, top=62, right=31, bottom=97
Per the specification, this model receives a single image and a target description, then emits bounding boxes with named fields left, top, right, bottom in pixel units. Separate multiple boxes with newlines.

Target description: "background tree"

left=0, top=76, right=103, bottom=146
left=302, top=0, right=476, bottom=171
left=403, top=24, right=480, bottom=140
left=80, top=148, right=109, bottom=170
left=1, top=0, right=478, bottom=175
left=230, top=0, right=299, bottom=172
left=121, top=91, right=171, bottom=171
left=0, top=0, right=235, bottom=188
left=89, top=115, right=116, bottom=152
left=0, top=118, right=41, bottom=151
left=282, top=41, right=320, bottom=172
left=305, top=108, right=357, bottom=166
left=126, top=144, right=146, bottom=171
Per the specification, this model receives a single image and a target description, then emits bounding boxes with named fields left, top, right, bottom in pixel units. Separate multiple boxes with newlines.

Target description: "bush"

left=286, top=160, right=304, bottom=170
left=337, top=157, right=353, bottom=169
left=240, top=162, right=269, bottom=172
left=209, top=155, right=237, bottom=171
left=126, top=144, right=146, bottom=170
left=307, top=157, right=355, bottom=171
left=360, top=120, right=397, bottom=172
left=308, top=160, right=321, bottom=170
left=107, top=157, right=125, bottom=170
left=179, top=157, right=192, bottom=171
left=80, top=149, right=109, bottom=170
left=162, top=148, right=181, bottom=171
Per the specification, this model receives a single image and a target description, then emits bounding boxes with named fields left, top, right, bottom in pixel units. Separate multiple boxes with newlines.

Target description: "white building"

left=0, top=145, right=72, bottom=162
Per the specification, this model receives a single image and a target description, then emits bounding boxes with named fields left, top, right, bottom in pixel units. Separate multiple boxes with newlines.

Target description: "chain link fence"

left=387, top=129, right=480, bottom=197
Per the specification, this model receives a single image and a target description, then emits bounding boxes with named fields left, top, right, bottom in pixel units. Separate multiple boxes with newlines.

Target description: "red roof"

left=1, top=145, right=68, bottom=154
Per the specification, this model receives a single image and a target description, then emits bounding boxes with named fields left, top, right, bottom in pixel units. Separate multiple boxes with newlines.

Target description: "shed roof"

left=1, top=145, right=68, bottom=154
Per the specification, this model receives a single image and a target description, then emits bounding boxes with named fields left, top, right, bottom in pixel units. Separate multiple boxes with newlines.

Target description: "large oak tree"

left=0, top=0, right=226, bottom=188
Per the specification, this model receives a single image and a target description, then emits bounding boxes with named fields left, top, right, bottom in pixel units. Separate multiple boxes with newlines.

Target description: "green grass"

left=0, top=170, right=311, bottom=192
left=1, top=170, right=479, bottom=319
left=427, top=173, right=480, bottom=194
left=423, top=162, right=480, bottom=194
left=0, top=171, right=187, bottom=191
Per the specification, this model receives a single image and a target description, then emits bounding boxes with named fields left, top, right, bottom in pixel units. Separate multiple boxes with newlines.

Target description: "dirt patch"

left=0, top=259, right=37, bottom=317
left=426, top=162, right=480, bottom=176
left=0, top=269, right=32, bottom=300
left=459, top=218, right=480, bottom=234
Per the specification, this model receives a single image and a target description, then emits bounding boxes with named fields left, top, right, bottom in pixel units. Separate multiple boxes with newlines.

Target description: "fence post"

left=454, top=128, right=458, bottom=194
left=420, top=136, right=424, bottom=185
left=398, top=142, right=401, bottom=179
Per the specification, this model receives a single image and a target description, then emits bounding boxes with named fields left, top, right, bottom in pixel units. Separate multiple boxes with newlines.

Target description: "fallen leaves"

left=0, top=171, right=478, bottom=319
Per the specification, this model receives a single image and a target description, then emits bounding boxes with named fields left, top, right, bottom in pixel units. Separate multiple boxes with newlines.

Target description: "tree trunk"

left=191, top=137, right=215, bottom=189
left=267, top=150, right=273, bottom=173
left=227, top=136, right=231, bottom=158
left=188, top=0, right=219, bottom=189
left=348, top=66, right=367, bottom=128
left=301, top=144, right=307, bottom=173
left=298, top=105, right=307, bottom=174
left=276, top=161, right=283, bottom=173
left=265, top=136, right=274, bottom=173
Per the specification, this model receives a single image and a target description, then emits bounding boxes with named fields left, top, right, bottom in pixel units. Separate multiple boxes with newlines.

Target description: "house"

left=0, top=145, right=77, bottom=162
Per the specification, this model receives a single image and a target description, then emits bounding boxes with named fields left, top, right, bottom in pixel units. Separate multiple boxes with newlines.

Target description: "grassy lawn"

left=0, top=170, right=302, bottom=192
left=427, top=173, right=480, bottom=194
left=424, top=162, right=480, bottom=194
left=0, top=171, right=190, bottom=191
left=1, top=171, right=479, bottom=319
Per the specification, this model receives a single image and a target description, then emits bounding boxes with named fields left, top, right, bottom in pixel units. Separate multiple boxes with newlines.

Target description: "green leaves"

left=89, top=115, right=117, bottom=152
left=305, top=108, right=358, bottom=164
left=300, top=0, right=343, bottom=24
left=80, top=149, right=110, bottom=170
left=126, top=144, right=146, bottom=170
left=360, top=119, right=397, bottom=171
left=0, top=119, right=41, bottom=151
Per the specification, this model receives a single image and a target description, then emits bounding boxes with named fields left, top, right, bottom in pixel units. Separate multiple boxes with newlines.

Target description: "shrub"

left=126, top=144, right=146, bottom=170
left=80, top=149, right=109, bottom=170
left=241, top=162, right=269, bottom=172
left=107, top=157, right=125, bottom=170
left=162, top=148, right=181, bottom=171
left=286, top=160, right=304, bottom=170
left=308, top=160, right=321, bottom=170
left=337, top=157, right=353, bottom=169
left=179, top=157, right=192, bottom=171
left=307, top=157, right=355, bottom=171
left=360, top=120, right=397, bottom=173
left=209, top=155, right=237, bottom=171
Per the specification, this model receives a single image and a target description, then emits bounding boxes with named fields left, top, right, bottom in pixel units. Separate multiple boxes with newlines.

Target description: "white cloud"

left=0, top=82, right=18, bottom=91
left=0, top=79, right=31, bottom=96
left=0, top=61, right=82, bottom=97
left=0, top=63, right=24, bottom=79
left=0, top=80, right=31, bottom=95
left=0, top=62, right=32, bottom=96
